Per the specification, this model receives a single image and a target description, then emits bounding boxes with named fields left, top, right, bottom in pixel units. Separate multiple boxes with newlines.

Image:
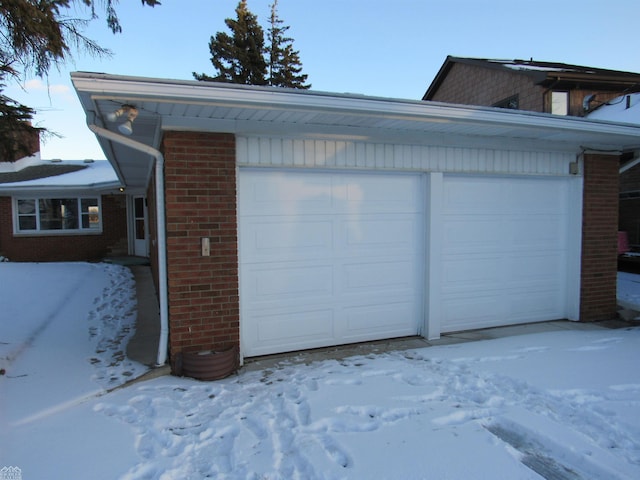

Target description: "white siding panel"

left=237, top=136, right=573, bottom=176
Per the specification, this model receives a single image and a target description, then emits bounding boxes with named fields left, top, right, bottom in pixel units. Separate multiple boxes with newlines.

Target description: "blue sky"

left=5, top=0, right=640, bottom=160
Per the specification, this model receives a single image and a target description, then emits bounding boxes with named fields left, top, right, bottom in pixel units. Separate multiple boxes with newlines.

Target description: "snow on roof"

left=0, top=158, right=119, bottom=189
left=587, top=93, right=640, bottom=125
left=494, top=60, right=595, bottom=74
left=501, top=63, right=589, bottom=73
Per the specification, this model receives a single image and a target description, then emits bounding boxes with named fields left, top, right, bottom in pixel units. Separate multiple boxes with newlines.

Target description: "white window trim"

left=12, top=195, right=103, bottom=235
left=551, top=91, right=569, bottom=116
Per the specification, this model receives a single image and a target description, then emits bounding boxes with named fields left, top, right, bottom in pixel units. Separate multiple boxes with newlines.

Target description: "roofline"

left=0, top=180, right=122, bottom=194
left=422, top=56, right=640, bottom=100
left=72, top=70, right=400, bottom=106
left=71, top=71, right=640, bottom=144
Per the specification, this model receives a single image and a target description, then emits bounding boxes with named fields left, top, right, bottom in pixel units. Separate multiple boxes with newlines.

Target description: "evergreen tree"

left=0, top=76, right=41, bottom=160
left=267, top=0, right=309, bottom=89
left=193, top=0, right=267, bottom=85
left=0, top=0, right=159, bottom=160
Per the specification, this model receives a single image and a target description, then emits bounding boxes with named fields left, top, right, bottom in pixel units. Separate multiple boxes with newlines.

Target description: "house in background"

left=0, top=135, right=147, bottom=262
left=424, top=55, right=640, bottom=266
left=423, top=56, right=640, bottom=116
left=71, top=72, right=640, bottom=371
left=587, top=93, right=640, bottom=250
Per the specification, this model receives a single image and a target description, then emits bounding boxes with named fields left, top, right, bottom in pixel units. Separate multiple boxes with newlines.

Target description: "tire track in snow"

left=401, top=350, right=640, bottom=474
left=3, top=266, right=96, bottom=367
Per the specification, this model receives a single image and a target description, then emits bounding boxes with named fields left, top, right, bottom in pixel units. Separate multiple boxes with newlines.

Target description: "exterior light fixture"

left=106, top=105, right=138, bottom=136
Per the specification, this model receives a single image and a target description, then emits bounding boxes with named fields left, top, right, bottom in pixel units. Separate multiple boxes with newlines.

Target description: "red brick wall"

left=0, top=194, right=127, bottom=262
left=580, top=154, right=619, bottom=321
left=161, top=131, right=239, bottom=365
left=429, top=63, right=544, bottom=112
left=429, top=64, right=628, bottom=117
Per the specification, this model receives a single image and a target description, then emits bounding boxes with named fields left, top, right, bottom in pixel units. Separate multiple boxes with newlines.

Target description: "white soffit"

left=71, top=72, right=640, bottom=175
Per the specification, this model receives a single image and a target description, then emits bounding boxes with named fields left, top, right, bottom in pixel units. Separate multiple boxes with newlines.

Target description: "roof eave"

left=0, top=180, right=123, bottom=195
left=72, top=72, right=640, bottom=163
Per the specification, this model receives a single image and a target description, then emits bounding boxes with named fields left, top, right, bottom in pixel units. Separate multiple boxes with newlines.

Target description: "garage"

left=73, top=73, right=640, bottom=366
left=240, top=169, right=578, bottom=355
left=438, top=175, right=573, bottom=333
left=239, top=169, right=424, bottom=357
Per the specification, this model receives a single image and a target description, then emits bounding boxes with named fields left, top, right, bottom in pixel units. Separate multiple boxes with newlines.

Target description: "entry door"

left=239, top=169, right=424, bottom=357
left=133, top=196, right=149, bottom=257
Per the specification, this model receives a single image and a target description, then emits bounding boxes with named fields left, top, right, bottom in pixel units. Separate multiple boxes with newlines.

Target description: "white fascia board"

left=71, top=72, right=640, bottom=144
left=0, top=181, right=122, bottom=195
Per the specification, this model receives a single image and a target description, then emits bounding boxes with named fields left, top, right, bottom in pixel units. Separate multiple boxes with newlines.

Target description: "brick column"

left=162, top=132, right=239, bottom=365
left=580, top=153, right=619, bottom=321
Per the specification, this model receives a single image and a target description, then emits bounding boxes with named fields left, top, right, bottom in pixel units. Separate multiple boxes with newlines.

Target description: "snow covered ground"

left=2, top=263, right=640, bottom=479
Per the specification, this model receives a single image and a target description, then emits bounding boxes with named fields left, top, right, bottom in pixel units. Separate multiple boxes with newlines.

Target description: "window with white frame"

left=551, top=91, right=569, bottom=115
left=14, top=197, right=102, bottom=233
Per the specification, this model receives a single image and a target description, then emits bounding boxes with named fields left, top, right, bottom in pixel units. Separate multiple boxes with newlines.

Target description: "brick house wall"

left=0, top=194, right=127, bottom=262
left=580, top=153, right=619, bottom=321
left=161, top=131, right=239, bottom=367
left=428, top=63, right=544, bottom=112
left=429, top=63, right=627, bottom=117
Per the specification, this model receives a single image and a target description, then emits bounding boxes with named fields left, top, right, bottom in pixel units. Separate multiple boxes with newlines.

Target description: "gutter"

left=87, top=123, right=169, bottom=367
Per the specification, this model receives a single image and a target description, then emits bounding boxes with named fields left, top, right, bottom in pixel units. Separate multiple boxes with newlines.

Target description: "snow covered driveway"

left=2, top=263, right=640, bottom=479
left=93, top=329, right=640, bottom=480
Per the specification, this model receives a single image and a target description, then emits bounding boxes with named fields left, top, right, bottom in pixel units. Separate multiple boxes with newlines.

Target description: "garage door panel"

left=344, top=216, right=417, bottom=251
left=343, top=301, right=418, bottom=338
left=507, top=290, right=564, bottom=318
left=249, top=264, right=334, bottom=301
left=241, top=170, right=422, bottom=216
left=442, top=256, right=503, bottom=289
left=444, top=218, right=505, bottom=253
left=512, top=217, right=565, bottom=248
left=445, top=216, right=566, bottom=254
left=443, top=291, right=563, bottom=332
left=241, top=172, right=334, bottom=215
left=442, top=295, right=506, bottom=330
left=342, top=260, right=416, bottom=292
left=248, top=308, right=336, bottom=354
left=243, top=219, right=334, bottom=260
left=443, top=178, right=507, bottom=213
left=511, top=181, right=568, bottom=214
left=508, top=254, right=564, bottom=283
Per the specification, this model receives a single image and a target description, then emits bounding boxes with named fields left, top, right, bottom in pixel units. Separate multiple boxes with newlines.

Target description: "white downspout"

left=87, top=124, right=169, bottom=367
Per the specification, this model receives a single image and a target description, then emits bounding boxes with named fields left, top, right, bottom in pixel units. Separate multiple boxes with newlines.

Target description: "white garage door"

left=439, top=175, right=570, bottom=333
left=239, top=169, right=423, bottom=357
